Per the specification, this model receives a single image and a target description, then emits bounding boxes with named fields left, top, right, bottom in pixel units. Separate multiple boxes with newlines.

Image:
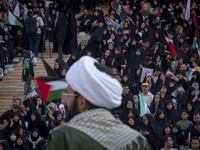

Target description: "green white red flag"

left=166, top=70, right=179, bottom=82
left=171, top=85, right=185, bottom=98
left=25, top=88, right=38, bottom=99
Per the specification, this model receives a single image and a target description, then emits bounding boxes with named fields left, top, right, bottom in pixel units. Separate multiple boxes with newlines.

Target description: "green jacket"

left=36, top=105, right=48, bottom=120
left=47, top=125, right=106, bottom=150
left=47, top=125, right=151, bottom=150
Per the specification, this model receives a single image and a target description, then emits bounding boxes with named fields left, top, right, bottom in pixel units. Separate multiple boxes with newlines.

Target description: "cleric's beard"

left=64, top=99, right=79, bottom=122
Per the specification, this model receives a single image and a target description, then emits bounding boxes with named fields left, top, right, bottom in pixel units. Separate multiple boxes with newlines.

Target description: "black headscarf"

left=28, top=111, right=46, bottom=138
left=30, top=128, right=40, bottom=141
left=26, top=103, right=36, bottom=122
left=164, top=100, right=179, bottom=124
left=140, top=114, right=161, bottom=150
left=0, top=140, right=11, bottom=150
left=154, top=109, right=165, bottom=130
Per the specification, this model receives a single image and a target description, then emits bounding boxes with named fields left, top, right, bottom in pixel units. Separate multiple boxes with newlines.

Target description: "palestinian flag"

left=155, top=4, right=160, bottom=23
left=192, top=23, right=200, bottom=60
left=166, top=70, right=179, bottom=82
left=3, top=0, right=22, bottom=26
left=7, top=10, right=22, bottom=26
left=3, top=0, right=20, bottom=17
left=171, top=85, right=185, bottom=97
left=26, top=88, right=38, bottom=99
left=139, top=92, right=150, bottom=117
left=165, top=34, right=178, bottom=60
left=187, top=68, right=195, bottom=81
left=185, top=0, right=191, bottom=21
left=35, top=77, right=68, bottom=103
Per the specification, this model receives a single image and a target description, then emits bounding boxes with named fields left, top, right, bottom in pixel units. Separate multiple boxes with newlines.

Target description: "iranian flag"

left=187, top=68, right=195, bottom=81
left=166, top=70, right=179, bottom=82
left=165, top=34, right=178, bottom=60
left=139, top=92, right=150, bottom=117
left=35, top=77, right=68, bottom=103
left=192, top=23, right=200, bottom=60
left=171, top=85, right=185, bottom=97
left=154, top=4, right=160, bottom=23
left=26, top=88, right=38, bottom=99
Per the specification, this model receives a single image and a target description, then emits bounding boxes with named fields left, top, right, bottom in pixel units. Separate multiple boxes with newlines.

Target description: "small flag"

left=35, top=77, right=68, bottom=103
left=187, top=68, right=195, bottom=81
left=166, top=70, right=179, bottom=82
left=26, top=88, right=38, bottom=99
left=155, top=4, right=160, bottom=23
left=7, top=10, right=23, bottom=26
left=13, top=1, right=20, bottom=17
left=171, top=85, right=185, bottom=98
left=192, top=23, right=200, bottom=60
left=139, top=92, right=150, bottom=117
left=185, top=0, right=191, bottom=21
left=165, top=35, right=178, bottom=60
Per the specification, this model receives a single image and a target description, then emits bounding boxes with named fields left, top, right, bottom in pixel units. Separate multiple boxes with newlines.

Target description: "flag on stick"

left=139, top=92, right=150, bottom=117
left=155, top=4, right=160, bottom=23
left=192, top=23, right=200, bottom=60
left=165, top=34, right=178, bottom=60
left=185, top=0, right=191, bottom=21
left=35, top=77, right=68, bottom=103
left=26, top=88, right=38, bottom=99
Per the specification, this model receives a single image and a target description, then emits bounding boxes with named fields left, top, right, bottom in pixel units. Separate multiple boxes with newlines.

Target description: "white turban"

left=66, top=56, right=122, bottom=109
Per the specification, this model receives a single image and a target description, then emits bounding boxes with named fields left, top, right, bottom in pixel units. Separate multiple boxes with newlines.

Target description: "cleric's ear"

left=77, top=95, right=90, bottom=113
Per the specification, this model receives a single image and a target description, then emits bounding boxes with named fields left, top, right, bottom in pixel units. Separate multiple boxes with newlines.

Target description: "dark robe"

left=140, top=114, right=161, bottom=150
left=63, top=10, right=77, bottom=54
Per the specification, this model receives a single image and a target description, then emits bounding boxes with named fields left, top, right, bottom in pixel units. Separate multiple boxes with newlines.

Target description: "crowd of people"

left=0, top=0, right=200, bottom=149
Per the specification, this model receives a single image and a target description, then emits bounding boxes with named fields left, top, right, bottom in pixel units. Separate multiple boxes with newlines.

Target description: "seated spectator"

left=140, top=114, right=161, bottom=150
left=26, top=128, right=46, bottom=150
left=13, top=30, right=28, bottom=57
left=13, top=136, right=29, bottom=150
left=28, top=111, right=47, bottom=139
left=77, top=9, right=91, bottom=33
left=36, top=96, right=47, bottom=120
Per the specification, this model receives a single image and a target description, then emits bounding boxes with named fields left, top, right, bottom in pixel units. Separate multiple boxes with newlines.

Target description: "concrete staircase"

left=0, top=2, right=109, bottom=129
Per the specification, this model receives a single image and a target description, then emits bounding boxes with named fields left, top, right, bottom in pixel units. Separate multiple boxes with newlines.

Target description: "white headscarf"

left=65, top=56, right=122, bottom=109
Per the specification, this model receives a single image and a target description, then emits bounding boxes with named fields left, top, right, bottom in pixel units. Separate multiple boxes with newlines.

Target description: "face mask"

left=10, top=135, right=16, bottom=141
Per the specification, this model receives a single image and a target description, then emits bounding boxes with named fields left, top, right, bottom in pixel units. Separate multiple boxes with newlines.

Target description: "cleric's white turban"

left=65, top=56, right=122, bottom=109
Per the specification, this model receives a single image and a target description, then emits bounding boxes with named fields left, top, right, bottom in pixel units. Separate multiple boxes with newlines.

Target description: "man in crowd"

left=141, top=83, right=154, bottom=107
left=160, top=135, right=178, bottom=150
left=190, top=136, right=200, bottom=150
left=47, top=56, right=150, bottom=150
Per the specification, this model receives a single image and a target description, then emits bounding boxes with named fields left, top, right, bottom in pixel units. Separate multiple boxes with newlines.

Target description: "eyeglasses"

left=62, top=92, right=79, bottom=99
